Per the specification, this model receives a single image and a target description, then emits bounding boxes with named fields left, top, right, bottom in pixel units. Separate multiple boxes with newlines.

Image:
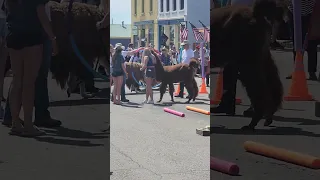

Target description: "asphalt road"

left=110, top=78, right=210, bottom=180
left=210, top=50, right=320, bottom=180
left=0, top=75, right=109, bottom=180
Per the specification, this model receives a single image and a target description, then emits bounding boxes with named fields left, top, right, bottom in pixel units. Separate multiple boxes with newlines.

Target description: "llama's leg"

left=192, top=78, right=198, bottom=101
left=158, top=83, right=167, bottom=103
left=80, top=81, right=95, bottom=98
left=184, top=82, right=194, bottom=103
left=168, top=83, right=175, bottom=102
left=241, top=100, right=264, bottom=130
left=264, top=109, right=276, bottom=126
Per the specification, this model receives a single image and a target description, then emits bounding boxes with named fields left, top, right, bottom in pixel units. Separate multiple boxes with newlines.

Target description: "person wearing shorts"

left=140, top=48, right=156, bottom=104
left=111, top=43, right=128, bottom=105
left=4, top=0, right=58, bottom=137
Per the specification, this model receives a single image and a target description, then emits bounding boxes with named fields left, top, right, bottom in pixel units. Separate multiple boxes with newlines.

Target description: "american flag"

left=199, top=20, right=210, bottom=42
left=180, top=25, right=188, bottom=42
left=189, top=22, right=204, bottom=41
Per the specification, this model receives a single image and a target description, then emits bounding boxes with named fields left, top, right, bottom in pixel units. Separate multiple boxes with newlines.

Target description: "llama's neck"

left=155, top=57, right=165, bottom=79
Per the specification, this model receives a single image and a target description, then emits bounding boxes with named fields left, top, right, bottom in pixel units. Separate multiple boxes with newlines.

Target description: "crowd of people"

left=110, top=40, right=210, bottom=105
left=0, top=0, right=109, bottom=137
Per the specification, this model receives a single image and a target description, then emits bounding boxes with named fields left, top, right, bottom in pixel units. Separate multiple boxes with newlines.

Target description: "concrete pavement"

left=210, top=50, right=320, bottom=180
left=0, top=75, right=109, bottom=180
left=110, top=78, right=210, bottom=180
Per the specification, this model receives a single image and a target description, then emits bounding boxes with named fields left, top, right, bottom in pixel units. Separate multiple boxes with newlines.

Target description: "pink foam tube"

left=163, top=108, right=185, bottom=117
left=210, top=157, right=239, bottom=175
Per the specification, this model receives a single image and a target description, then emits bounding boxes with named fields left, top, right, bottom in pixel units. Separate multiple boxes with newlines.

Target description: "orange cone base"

left=210, top=98, right=242, bottom=105
left=284, top=95, right=314, bottom=101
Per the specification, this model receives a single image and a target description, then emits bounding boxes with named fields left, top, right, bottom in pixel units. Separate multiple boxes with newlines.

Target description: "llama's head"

left=151, top=49, right=162, bottom=65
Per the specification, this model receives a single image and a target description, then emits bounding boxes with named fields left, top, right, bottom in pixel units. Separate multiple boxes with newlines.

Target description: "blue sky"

left=110, top=0, right=131, bottom=24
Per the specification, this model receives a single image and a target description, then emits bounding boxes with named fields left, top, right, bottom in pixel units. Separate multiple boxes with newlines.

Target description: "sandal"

left=8, top=128, right=24, bottom=136
left=20, top=126, right=46, bottom=137
left=116, top=100, right=122, bottom=105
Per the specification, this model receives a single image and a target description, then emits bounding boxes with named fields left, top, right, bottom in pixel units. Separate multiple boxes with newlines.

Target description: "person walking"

left=175, top=40, right=194, bottom=98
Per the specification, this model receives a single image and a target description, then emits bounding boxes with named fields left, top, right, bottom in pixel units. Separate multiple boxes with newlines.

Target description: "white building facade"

left=157, top=0, right=210, bottom=50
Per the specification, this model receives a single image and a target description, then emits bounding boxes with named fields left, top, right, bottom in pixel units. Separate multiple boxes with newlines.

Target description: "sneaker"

left=34, top=118, right=62, bottom=128
left=308, top=72, right=317, bottom=81
left=270, top=41, right=284, bottom=50
left=0, top=107, right=4, bottom=119
left=285, top=75, right=292, bottom=79
left=147, top=100, right=154, bottom=104
left=142, top=99, right=148, bottom=104
left=121, top=99, right=130, bottom=102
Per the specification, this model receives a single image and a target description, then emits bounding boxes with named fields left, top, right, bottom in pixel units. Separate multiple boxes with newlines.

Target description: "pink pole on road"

left=210, top=156, right=239, bottom=175
left=163, top=108, right=185, bottom=117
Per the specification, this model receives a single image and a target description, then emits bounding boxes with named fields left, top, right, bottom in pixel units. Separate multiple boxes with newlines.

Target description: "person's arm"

left=37, top=4, right=55, bottom=40
left=101, top=13, right=109, bottom=27
left=126, top=50, right=136, bottom=56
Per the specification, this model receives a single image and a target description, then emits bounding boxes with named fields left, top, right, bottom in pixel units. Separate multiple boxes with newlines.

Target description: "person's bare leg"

left=0, top=42, right=6, bottom=102
left=22, top=45, right=43, bottom=130
left=271, top=21, right=280, bottom=43
left=147, top=78, right=153, bottom=101
left=145, top=79, right=149, bottom=101
left=8, top=48, right=24, bottom=129
left=117, top=77, right=123, bottom=104
left=112, top=77, right=117, bottom=103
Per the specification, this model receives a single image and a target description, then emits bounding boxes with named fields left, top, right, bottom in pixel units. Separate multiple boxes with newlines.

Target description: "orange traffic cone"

left=284, top=51, right=313, bottom=101
left=199, top=78, right=208, bottom=94
left=210, top=68, right=242, bottom=105
left=174, top=83, right=186, bottom=96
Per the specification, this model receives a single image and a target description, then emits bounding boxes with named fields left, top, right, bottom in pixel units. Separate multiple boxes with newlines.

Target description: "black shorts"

left=112, top=71, right=124, bottom=77
left=145, top=68, right=155, bottom=78
left=6, top=32, right=44, bottom=50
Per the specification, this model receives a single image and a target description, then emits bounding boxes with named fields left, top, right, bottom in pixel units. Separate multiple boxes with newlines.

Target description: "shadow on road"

left=273, top=115, right=320, bottom=125
left=33, top=126, right=108, bottom=147
left=210, top=126, right=320, bottom=137
left=34, top=137, right=104, bottom=147
left=50, top=98, right=109, bottom=107
left=120, top=102, right=142, bottom=108
left=237, top=104, right=305, bottom=112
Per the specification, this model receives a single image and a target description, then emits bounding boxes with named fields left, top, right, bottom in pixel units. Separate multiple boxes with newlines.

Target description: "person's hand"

left=52, top=38, right=59, bottom=56
left=96, top=20, right=107, bottom=30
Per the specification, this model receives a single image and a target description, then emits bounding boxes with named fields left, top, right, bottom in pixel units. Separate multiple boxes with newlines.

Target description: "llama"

left=211, top=0, right=283, bottom=130
left=49, top=1, right=108, bottom=98
left=151, top=50, right=200, bottom=103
